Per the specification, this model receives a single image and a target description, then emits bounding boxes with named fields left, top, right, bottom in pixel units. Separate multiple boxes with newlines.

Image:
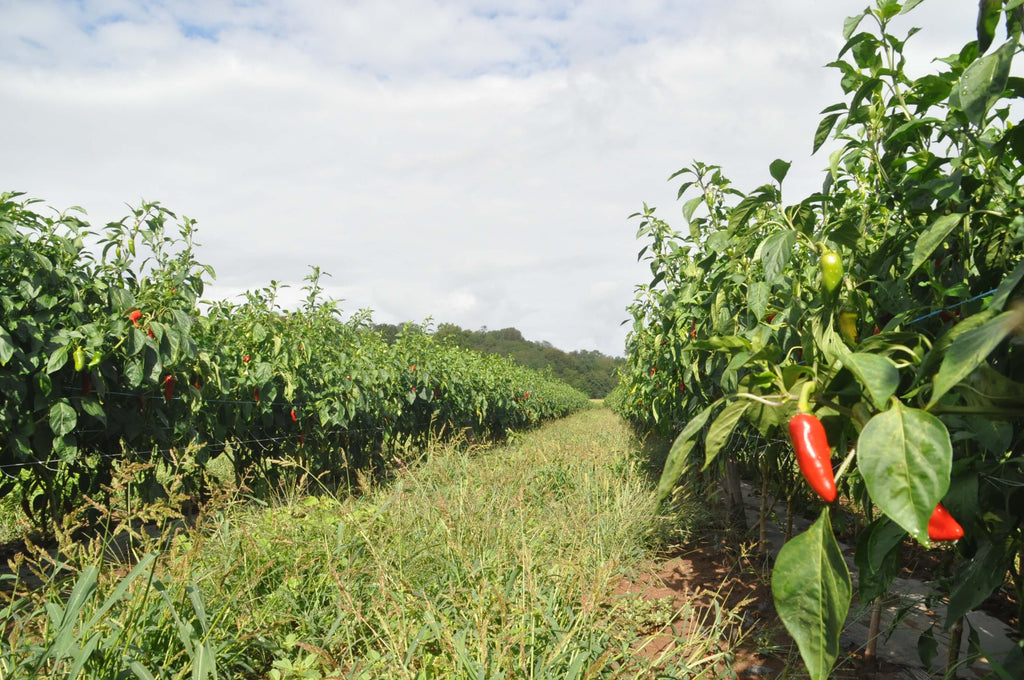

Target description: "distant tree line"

left=373, top=323, right=622, bottom=399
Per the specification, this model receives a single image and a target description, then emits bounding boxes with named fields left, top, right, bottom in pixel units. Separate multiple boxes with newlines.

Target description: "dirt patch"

left=614, top=537, right=932, bottom=679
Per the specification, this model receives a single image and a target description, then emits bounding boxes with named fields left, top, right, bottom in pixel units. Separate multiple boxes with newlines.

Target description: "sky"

left=0, top=0, right=982, bottom=357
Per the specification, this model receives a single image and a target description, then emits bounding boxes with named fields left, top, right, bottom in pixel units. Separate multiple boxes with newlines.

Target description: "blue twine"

left=905, top=288, right=998, bottom=326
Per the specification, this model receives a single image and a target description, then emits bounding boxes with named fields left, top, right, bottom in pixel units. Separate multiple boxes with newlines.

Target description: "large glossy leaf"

left=772, top=509, right=851, bottom=680
left=950, top=38, right=1017, bottom=126
left=929, top=311, right=1017, bottom=407
left=858, top=404, right=952, bottom=544
left=841, top=353, right=899, bottom=410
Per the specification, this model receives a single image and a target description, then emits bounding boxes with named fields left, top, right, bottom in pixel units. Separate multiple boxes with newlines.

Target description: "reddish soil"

left=611, top=535, right=1002, bottom=679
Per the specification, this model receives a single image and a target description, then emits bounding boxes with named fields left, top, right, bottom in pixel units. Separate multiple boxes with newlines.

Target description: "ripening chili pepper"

left=82, top=371, right=92, bottom=397
left=73, top=347, right=86, bottom=372
left=788, top=413, right=837, bottom=503
left=129, top=309, right=142, bottom=327
left=838, top=308, right=858, bottom=346
left=164, top=375, right=176, bottom=403
left=254, top=387, right=260, bottom=402
left=820, top=248, right=843, bottom=295
left=928, top=502, right=964, bottom=542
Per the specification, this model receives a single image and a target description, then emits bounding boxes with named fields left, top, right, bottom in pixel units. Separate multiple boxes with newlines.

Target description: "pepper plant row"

left=0, top=194, right=590, bottom=533
left=611, top=1, right=1024, bottom=677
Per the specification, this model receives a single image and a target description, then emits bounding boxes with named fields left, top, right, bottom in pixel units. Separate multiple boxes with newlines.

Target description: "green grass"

left=1, top=408, right=748, bottom=679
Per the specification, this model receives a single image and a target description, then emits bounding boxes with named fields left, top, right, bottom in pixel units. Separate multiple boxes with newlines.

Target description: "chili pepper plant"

left=612, top=1, right=1024, bottom=678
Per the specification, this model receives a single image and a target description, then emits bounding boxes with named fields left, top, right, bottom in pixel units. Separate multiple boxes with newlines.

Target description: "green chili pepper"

left=820, top=248, right=843, bottom=295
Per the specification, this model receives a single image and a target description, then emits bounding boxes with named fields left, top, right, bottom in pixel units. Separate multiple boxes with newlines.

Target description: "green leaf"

left=977, top=0, right=1002, bottom=54
left=813, top=113, right=841, bottom=154
left=747, top=281, right=769, bottom=320
left=929, top=311, right=1018, bottom=407
left=858, top=404, right=952, bottom=544
left=950, top=38, right=1017, bottom=127
left=843, top=11, right=868, bottom=40
left=841, top=353, right=899, bottom=410
left=755, top=230, right=797, bottom=282
left=909, top=213, right=963, bottom=275
left=772, top=508, right=851, bottom=680
left=0, top=326, right=13, bottom=365
left=46, top=344, right=70, bottom=375
left=990, top=258, right=1024, bottom=312
left=49, top=400, right=77, bottom=437
left=915, top=311, right=994, bottom=382
left=657, top=401, right=717, bottom=504
left=855, top=517, right=904, bottom=602
left=703, top=400, right=748, bottom=471
left=682, top=195, right=703, bottom=224
left=769, top=158, right=792, bottom=184
left=946, top=541, right=1013, bottom=627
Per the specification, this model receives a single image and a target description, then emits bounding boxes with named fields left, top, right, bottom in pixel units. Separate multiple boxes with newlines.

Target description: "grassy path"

left=3, top=407, right=749, bottom=679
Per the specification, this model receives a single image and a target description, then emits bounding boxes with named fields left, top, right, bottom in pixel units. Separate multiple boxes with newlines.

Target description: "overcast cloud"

left=0, top=0, right=979, bottom=356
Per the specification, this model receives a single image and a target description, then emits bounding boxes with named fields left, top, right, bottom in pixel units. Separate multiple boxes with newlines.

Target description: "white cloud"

left=0, top=0, right=989, bottom=356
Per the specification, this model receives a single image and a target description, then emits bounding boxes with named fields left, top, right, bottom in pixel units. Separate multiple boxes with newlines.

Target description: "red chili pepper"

left=290, top=408, right=298, bottom=423
left=243, top=355, right=250, bottom=363
left=788, top=413, right=837, bottom=502
left=147, top=327, right=155, bottom=338
left=254, top=387, right=260, bottom=402
left=129, top=309, right=142, bottom=327
left=164, top=375, right=176, bottom=403
left=928, top=502, right=964, bottom=542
